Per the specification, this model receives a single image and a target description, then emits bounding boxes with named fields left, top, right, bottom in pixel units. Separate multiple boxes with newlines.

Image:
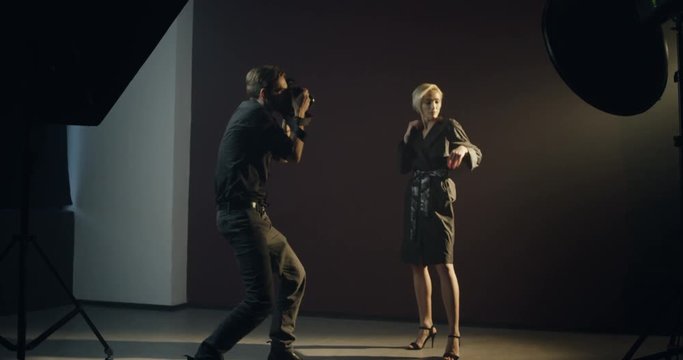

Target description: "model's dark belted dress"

left=398, top=118, right=482, bottom=265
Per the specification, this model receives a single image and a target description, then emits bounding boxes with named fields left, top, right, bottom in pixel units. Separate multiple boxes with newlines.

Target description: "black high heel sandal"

left=407, top=325, right=437, bottom=350
left=442, top=334, right=460, bottom=360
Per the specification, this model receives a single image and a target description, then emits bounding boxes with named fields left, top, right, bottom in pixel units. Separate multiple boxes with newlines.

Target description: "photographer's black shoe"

left=185, top=341, right=224, bottom=360
left=184, top=355, right=223, bottom=360
left=267, top=349, right=302, bottom=360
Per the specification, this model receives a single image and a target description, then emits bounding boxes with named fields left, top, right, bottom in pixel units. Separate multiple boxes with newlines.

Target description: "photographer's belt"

left=408, top=169, right=448, bottom=243
left=217, top=199, right=267, bottom=214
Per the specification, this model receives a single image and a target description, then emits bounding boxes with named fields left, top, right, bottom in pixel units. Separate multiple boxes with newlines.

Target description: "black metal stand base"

left=0, top=233, right=114, bottom=360
left=624, top=334, right=683, bottom=360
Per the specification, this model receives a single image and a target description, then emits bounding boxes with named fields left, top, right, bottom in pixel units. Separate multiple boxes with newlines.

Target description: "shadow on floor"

left=296, top=344, right=407, bottom=350
left=0, top=339, right=443, bottom=359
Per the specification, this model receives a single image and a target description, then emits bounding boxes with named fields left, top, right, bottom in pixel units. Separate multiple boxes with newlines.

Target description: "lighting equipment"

left=0, top=1, right=188, bottom=359
left=543, top=1, right=683, bottom=359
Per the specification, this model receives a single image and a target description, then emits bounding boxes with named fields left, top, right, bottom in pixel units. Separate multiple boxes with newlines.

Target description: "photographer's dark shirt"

left=215, top=99, right=302, bottom=206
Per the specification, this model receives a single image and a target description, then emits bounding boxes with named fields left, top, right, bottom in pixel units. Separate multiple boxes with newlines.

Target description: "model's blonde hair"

left=411, top=83, right=443, bottom=114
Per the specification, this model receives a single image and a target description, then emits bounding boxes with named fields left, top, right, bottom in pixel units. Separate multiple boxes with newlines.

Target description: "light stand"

left=0, top=119, right=113, bottom=360
left=0, top=1, right=189, bottom=358
left=622, top=15, right=683, bottom=360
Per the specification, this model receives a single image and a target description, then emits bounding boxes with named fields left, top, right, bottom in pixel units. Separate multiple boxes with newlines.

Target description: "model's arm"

left=447, top=119, right=482, bottom=170
left=398, top=120, right=420, bottom=174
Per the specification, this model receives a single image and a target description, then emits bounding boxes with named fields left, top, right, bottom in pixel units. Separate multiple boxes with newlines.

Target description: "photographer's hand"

left=281, top=88, right=310, bottom=164
left=292, top=88, right=311, bottom=121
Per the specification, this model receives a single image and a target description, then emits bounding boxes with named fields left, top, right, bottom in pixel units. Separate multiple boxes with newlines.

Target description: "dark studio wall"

left=188, top=0, right=681, bottom=333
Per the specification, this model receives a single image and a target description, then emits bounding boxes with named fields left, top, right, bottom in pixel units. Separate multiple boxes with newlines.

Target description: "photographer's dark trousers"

left=194, top=205, right=306, bottom=360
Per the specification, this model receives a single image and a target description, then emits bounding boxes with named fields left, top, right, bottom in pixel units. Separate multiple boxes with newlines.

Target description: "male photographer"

left=187, top=65, right=311, bottom=360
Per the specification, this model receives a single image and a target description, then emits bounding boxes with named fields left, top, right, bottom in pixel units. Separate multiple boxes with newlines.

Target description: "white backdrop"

left=67, top=0, right=193, bottom=306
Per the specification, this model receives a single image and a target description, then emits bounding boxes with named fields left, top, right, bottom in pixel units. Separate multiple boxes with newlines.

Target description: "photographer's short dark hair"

left=245, top=65, right=284, bottom=98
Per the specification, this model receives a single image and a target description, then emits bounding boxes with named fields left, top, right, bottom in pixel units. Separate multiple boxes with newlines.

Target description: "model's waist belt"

left=412, top=169, right=448, bottom=179
left=408, top=169, right=448, bottom=243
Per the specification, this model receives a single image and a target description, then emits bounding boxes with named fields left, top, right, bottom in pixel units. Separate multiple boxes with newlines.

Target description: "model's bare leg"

left=435, top=263, right=460, bottom=358
left=409, top=265, right=436, bottom=348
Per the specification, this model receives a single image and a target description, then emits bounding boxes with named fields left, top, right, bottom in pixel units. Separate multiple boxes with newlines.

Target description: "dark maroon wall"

left=188, top=0, right=681, bottom=332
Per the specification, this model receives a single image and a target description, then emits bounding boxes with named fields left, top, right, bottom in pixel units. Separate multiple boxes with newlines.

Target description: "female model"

left=399, top=83, right=482, bottom=360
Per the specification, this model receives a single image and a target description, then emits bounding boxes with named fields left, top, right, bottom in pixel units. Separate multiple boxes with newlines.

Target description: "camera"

left=276, top=78, right=315, bottom=118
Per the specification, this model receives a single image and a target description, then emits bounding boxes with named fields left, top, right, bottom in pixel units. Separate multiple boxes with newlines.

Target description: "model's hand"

left=404, top=120, right=421, bottom=143
left=283, top=123, right=292, bottom=137
left=292, top=89, right=311, bottom=119
left=447, top=145, right=468, bottom=169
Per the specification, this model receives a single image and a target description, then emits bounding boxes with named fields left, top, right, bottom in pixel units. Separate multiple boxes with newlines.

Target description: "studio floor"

left=0, top=305, right=672, bottom=360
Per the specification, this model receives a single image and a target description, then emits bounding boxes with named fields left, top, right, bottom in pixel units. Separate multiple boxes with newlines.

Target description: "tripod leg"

left=29, top=239, right=113, bottom=358
left=0, top=237, right=17, bottom=262
left=0, top=237, right=21, bottom=355
left=624, top=335, right=648, bottom=360
left=18, top=235, right=26, bottom=360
